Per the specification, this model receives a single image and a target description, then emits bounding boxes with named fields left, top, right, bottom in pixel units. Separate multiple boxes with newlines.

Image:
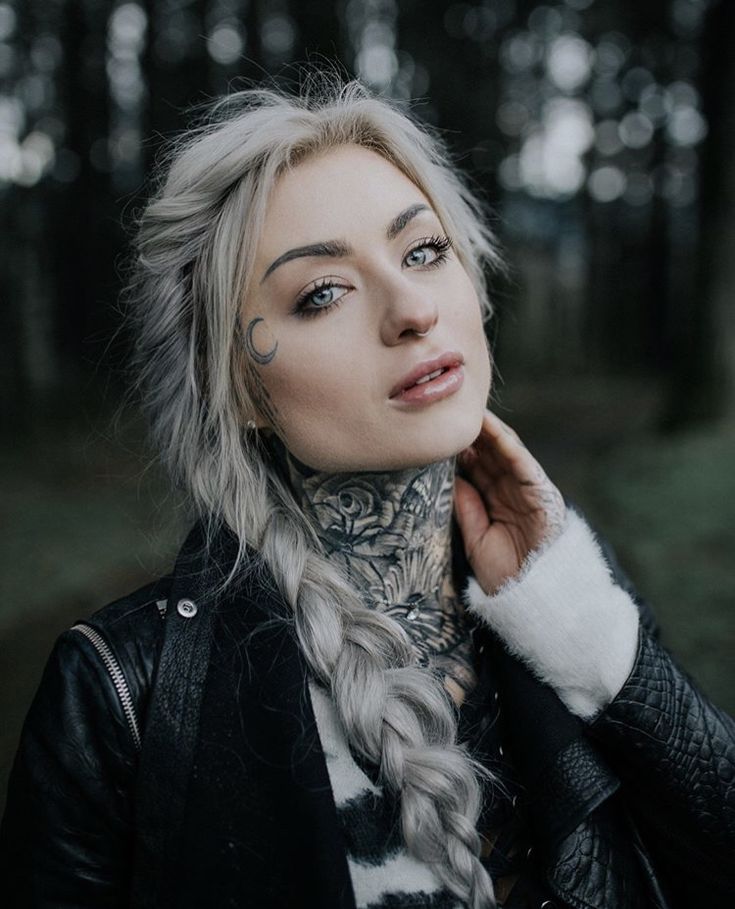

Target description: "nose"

left=378, top=274, right=439, bottom=346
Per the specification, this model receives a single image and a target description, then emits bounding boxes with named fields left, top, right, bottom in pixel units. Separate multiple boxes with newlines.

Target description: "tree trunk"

left=663, top=0, right=735, bottom=426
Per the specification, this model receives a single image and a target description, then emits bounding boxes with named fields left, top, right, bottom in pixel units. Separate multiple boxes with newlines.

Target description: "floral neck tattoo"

left=263, top=432, right=479, bottom=700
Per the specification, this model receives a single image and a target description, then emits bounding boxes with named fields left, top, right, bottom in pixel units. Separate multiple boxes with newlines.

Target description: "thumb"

left=453, top=475, right=489, bottom=563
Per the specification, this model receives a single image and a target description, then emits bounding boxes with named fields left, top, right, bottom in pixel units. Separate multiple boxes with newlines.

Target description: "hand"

left=453, top=410, right=567, bottom=596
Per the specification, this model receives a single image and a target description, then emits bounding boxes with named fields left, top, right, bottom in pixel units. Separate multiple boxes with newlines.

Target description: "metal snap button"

left=540, top=901, right=556, bottom=908
left=176, top=598, right=198, bottom=618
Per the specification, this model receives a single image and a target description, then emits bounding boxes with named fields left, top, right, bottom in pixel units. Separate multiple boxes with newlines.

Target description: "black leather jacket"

left=2, top=515, right=734, bottom=908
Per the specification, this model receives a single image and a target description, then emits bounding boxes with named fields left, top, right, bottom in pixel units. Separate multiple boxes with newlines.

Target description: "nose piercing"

left=413, top=328, right=430, bottom=337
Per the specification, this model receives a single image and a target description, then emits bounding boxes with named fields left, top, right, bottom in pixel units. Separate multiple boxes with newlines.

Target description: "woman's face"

left=240, top=144, right=492, bottom=472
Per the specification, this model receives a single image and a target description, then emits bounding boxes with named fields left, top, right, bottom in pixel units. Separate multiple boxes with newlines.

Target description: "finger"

left=458, top=441, right=507, bottom=482
left=477, top=410, right=525, bottom=451
left=458, top=452, right=505, bottom=504
left=473, top=418, right=525, bottom=468
left=475, top=411, right=545, bottom=483
left=453, top=475, right=490, bottom=559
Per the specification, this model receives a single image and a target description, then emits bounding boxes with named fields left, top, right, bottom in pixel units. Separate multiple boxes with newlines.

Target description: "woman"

left=1, top=77, right=733, bottom=909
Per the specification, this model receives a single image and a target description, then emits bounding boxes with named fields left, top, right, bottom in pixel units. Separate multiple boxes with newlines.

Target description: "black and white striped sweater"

left=310, top=679, right=464, bottom=908
left=308, top=650, right=540, bottom=909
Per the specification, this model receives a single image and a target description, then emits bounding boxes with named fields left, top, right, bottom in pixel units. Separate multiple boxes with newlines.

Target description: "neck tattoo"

left=263, top=432, right=480, bottom=705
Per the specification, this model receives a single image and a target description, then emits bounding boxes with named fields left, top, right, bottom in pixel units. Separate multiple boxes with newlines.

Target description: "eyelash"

left=292, top=234, right=454, bottom=320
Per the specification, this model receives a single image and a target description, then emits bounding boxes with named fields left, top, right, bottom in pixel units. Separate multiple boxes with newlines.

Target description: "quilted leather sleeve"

left=0, top=629, right=138, bottom=907
left=545, top=793, right=654, bottom=909
left=587, top=625, right=735, bottom=891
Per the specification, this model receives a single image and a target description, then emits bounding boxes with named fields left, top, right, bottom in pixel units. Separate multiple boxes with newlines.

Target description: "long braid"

left=256, top=494, right=499, bottom=908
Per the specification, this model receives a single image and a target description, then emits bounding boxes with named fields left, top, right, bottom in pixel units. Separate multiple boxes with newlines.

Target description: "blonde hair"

left=127, top=72, right=503, bottom=908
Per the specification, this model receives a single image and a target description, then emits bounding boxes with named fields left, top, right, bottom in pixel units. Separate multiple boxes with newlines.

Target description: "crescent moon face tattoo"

left=242, top=316, right=286, bottom=437
left=244, top=317, right=279, bottom=364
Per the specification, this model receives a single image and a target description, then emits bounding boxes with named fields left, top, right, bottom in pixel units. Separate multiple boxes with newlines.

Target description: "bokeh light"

left=588, top=164, right=626, bottom=203
left=0, top=2, right=16, bottom=42
left=207, top=23, right=244, bottom=65
left=619, top=111, right=654, bottom=149
left=501, top=31, right=542, bottom=73
left=261, top=13, right=295, bottom=58
left=595, top=119, right=623, bottom=156
left=519, top=98, right=594, bottom=198
left=546, top=33, right=593, bottom=93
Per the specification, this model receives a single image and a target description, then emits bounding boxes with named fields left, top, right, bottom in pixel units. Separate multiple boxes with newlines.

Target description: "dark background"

left=2, top=0, right=734, bottom=812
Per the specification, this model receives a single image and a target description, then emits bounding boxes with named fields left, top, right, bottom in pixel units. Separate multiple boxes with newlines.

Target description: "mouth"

left=389, top=351, right=465, bottom=406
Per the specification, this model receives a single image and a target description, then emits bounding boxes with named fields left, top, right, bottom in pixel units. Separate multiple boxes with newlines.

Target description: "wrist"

left=463, top=508, right=641, bottom=720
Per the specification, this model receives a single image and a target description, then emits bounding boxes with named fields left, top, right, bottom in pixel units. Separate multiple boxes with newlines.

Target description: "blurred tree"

left=141, top=0, right=211, bottom=173
left=0, top=0, right=730, bottom=435
left=584, top=1, right=674, bottom=376
left=293, top=0, right=347, bottom=65
left=55, top=0, right=117, bottom=372
left=663, top=0, right=735, bottom=427
left=396, top=0, right=504, bottom=202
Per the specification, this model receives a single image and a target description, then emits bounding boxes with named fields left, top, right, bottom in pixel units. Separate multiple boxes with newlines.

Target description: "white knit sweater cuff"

left=463, top=508, right=641, bottom=721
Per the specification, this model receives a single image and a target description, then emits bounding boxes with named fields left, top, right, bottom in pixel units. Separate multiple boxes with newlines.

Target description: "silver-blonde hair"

left=127, top=72, right=503, bottom=908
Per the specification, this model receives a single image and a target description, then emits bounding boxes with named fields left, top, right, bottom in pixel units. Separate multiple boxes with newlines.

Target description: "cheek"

left=261, top=340, right=359, bottom=422
left=261, top=346, right=373, bottom=469
left=477, top=324, right=493, bottom=397
left=455, top=289, right=492, bottom=400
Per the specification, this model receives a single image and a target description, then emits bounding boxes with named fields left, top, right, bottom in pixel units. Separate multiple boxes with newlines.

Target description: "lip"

left=388, top=350, right=465, bottom=400
left=391, top=364, right=465, bottom=406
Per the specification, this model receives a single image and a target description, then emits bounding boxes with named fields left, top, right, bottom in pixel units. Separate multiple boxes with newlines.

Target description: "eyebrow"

left=260, top=203, right=431, bottom=284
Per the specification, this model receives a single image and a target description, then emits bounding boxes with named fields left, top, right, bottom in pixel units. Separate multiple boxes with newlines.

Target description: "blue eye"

left=293, top=278, right=350, bottom=319
left=404, top=234, right=454, bottom=269
left=406, top=248, right=431, bottom=266
left=311, top=287, right=338, bottom=307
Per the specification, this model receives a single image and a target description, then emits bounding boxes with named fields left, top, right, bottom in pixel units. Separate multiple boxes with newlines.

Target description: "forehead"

left=259, top=145, right=434, bottom=248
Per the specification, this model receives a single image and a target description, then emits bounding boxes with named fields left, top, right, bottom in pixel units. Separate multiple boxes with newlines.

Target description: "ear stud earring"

left=246, top=419, right=257, bottom=430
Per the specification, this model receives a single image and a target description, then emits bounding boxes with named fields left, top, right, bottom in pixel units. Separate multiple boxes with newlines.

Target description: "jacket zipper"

left=70, top=622, right=142, bottom=753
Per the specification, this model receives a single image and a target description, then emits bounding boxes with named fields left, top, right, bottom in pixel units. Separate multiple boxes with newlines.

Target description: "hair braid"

left=258, top=503, right=499, bottom=908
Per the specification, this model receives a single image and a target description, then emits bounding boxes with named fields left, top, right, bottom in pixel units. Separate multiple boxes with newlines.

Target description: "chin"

left=378, top=406, right=484, bottom=471
left=292, top=396, right=486, bottom=473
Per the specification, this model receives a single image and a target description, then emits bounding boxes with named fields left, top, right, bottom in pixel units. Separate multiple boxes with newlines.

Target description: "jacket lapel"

left=133, top=521, right=356, bottom=909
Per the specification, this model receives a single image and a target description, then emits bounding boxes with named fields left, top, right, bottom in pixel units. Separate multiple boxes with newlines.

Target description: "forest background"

left=1, top=0, right=734, bottom=810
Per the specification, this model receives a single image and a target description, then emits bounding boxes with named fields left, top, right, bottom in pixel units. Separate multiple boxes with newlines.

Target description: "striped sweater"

left=309, top=679, right=466, bottom=909
left=307, top=629, right=539, bottom=909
